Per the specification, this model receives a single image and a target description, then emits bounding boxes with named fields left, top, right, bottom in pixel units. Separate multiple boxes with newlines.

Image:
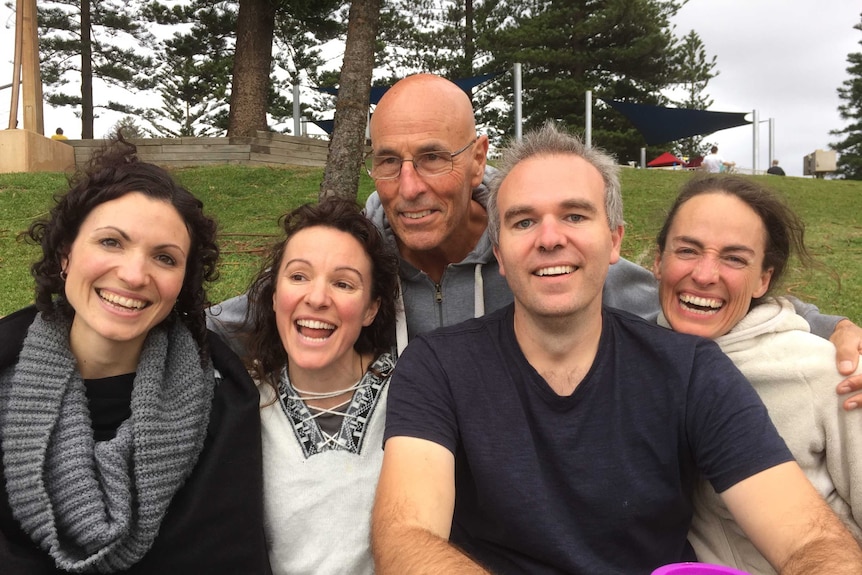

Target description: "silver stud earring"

left=60, top=270, right=67, bottom=281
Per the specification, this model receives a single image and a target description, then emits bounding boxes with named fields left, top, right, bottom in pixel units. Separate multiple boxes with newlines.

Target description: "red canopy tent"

left=647, top=152, right=685, bottom=167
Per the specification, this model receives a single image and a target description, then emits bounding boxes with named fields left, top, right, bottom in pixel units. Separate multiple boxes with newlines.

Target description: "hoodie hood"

left=658, top=296, right=809, bottom=352
left=364, top=166, right=511, bottom=354
left=364, top=165, right=499, bottom=272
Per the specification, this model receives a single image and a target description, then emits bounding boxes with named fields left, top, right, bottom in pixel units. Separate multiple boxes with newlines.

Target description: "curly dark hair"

left=26, top=135, right=220, bottom=361
left=656, top=174, right=818, bottom=304
left=245, top=199, right=399, bottom=394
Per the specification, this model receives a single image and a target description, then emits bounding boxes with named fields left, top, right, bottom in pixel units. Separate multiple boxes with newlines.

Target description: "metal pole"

left=640, top=147, right=646, bottom=169
left=293, top=84, right=301, bottom=136
left=768, top=117, right=775, bottom=167
left=585, top=90, right=592, bottom=149
left=514, top=63, right=522, bottom=141
left=752, top=109, right=759, bottom=174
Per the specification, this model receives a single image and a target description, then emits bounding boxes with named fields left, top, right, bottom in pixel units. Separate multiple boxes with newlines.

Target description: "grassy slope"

left=1, top=166, right=859, bottom=323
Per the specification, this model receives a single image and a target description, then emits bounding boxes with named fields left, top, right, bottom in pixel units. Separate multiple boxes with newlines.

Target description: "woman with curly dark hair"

left=0, top=138, right=271, bottom=574
left=245, top=199, right=399, bottom=575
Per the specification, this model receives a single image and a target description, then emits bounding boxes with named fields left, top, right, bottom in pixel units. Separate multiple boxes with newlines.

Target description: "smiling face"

left=272, top=226, right=380, bottom=378
left=654, top=192, right=774, bottom=339
left=63, top=192, right=191, bottom=356
left=369, top=75, right=488, bottom=260
left=493, top=154, right=623, bottom=321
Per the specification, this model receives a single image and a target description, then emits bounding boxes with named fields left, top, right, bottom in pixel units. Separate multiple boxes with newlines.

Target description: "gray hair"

left=487, top=121, right=624, bottom=245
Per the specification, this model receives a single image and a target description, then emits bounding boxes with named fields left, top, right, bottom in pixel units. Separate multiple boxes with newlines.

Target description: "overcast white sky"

left=670, top=0, right=860, bottom=176
left=1, top=1, right=860, bottom=176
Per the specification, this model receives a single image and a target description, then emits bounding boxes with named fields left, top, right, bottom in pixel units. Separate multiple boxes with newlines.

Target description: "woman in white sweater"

left=242, top=200, right=400, bottom=575
left=653, top=175, right=862, bottom=574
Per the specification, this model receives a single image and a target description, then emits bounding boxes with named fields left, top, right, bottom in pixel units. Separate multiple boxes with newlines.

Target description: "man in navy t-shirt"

left=371, top=123, right=862, bottom=574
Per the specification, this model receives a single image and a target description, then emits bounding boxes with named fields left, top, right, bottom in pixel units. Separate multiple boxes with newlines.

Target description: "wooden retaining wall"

left=65, top=131, right=333, bottom=169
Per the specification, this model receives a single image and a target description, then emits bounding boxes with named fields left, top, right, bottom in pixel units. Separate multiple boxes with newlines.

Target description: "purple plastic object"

left=651, top=563, right=752, bottom=575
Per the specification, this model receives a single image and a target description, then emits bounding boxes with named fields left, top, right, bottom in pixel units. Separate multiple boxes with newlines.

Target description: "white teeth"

left=296, top=319, right=336, bottom=330
left=535, top=265, right=575, bottom=276
left=296, top=319, right=335, bottom=342
left=679, top=294, right=723, bottom=313
left=403, top=210, right=432, bottom=219
left=99, top=290, right=146, bottom=310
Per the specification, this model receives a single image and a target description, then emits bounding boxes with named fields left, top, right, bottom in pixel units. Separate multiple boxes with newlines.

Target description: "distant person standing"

left=50, top=128, right=68, bottom=141
left=767, top=159, right=786, bottom=176
left=701, top=146, right=734, bottom=173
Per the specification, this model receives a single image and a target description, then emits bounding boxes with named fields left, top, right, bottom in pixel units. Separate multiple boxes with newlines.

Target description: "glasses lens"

left=369, top=156, right=400, bottom=179
left=415, top=152, right=453, bottom=177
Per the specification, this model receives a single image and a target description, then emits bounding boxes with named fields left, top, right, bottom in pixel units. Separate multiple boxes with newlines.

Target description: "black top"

left=0, top=306, right=273, bottom=574
left=85, top=373, right=134, bottom=442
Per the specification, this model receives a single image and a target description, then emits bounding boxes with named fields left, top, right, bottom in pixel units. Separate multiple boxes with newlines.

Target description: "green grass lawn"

left=1, top=166, right=859, bottom=324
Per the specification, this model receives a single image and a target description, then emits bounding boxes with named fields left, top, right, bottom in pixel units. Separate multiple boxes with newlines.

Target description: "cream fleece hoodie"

left=660, top=297, right=862, bottom=574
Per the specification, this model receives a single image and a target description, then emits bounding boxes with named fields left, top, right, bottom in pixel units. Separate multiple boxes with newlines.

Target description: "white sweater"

left=258, top=353, right=394, bottom=575
left=666, top=298, right=862, bottom=574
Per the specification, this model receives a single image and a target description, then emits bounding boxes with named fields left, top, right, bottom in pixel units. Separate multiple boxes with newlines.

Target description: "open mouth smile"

left=401, top=209, right=434, bottom=220
left=97, top=289, right=149, bottom=311
left=534, top=265, right=576, bottom=277
left=678, top=293, right=723, bottom=315
left=296, top=318, right=336, bottom=341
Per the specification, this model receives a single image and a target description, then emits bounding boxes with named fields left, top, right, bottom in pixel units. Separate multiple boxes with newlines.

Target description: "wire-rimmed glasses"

left=365, top=136, right=479, bottom=180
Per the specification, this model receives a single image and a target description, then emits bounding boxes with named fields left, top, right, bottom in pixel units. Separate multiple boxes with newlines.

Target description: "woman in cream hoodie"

left=653, top=175, right=862, bottom=574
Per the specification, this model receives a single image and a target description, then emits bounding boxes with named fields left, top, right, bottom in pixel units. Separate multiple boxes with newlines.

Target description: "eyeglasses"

left=365, top=136, right=479, bottom=181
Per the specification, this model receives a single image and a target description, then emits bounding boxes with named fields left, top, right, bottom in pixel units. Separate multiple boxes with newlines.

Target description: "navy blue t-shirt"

left=385, top=305, right=792, bottom=575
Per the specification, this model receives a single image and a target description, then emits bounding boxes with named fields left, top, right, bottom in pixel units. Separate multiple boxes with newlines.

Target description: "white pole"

left=768, top=118, right=775, bottom=167
left=585, top=90, right=592, bottom=149
left=366, top=107, right=371, bottom=141
left=640, top=147, right=646, bottom=169
left=514, top=63, right=522, bottom=141
left=752, top=109, right=759, bottom=174
left=293, top=84, right=301, bottom=136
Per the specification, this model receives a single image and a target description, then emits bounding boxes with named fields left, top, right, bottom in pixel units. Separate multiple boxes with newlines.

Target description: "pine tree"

left=669, top=30, right=719, bottom=162
left=141, top=0, right=343, bottom=138
left=108, top=115, right=145, bottom=138
left=376, top=0, right=486, bottom=84
left=478, top=0, right=682, bottom=162
left=141, top=1, right=236, bottom=136
left=830, top=13, right=862, bottom=180
left=228, top=0, right=344, bottom=137
left=36, top=0, right=157, bottom=138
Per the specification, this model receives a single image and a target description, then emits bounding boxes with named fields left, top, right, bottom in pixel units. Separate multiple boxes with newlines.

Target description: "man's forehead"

left=501, top=155, right=603, bottom=189
left=372, top=136, right=454, bottom=156
left=371, top=97, right=471, bottom=152
left=497, top=156, right=605, bottom=207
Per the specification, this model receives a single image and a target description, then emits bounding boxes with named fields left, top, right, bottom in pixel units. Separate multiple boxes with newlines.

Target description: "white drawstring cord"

left=473, top=263, right=485, bottom=318
left=395, top=279, right=408, bottom=356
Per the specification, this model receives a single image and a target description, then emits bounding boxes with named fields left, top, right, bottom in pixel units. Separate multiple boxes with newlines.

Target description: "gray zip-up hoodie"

left=364, top=173, right=511, bottom=354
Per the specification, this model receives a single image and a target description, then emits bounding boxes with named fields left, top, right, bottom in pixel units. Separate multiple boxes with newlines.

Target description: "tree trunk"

left=319, top=0, right=382, bottom=202
left=228, top=0, right=277, bottom=137
left=81, top=0, right=93, bottom=139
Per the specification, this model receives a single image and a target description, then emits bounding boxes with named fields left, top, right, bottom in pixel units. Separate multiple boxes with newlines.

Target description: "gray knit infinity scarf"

left=0, top=312, right=215, bottom=573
